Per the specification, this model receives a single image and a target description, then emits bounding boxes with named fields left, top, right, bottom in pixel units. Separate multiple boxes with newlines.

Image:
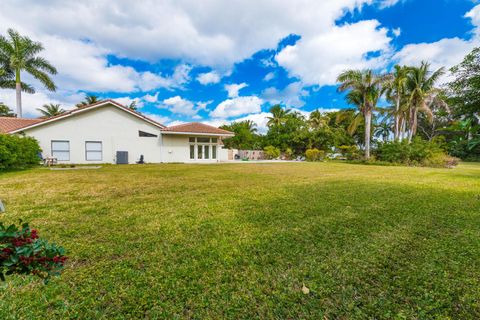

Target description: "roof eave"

left=161, top=131, right=234, bottom=137
left=9, top=100, right=166, bottom=133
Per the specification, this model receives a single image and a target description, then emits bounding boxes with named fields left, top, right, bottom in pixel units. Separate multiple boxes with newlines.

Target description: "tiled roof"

left=6, top=99, right=166, bottom=133
left=162, top=122, right=234, bottom=135
left=0, top=117, right=43, bottom=133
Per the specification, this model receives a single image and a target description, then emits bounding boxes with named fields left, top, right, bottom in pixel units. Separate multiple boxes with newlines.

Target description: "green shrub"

left=0, top=221, right=67, bottom=283
left=284, top=148, right=294, bottom=160
left=375, top=138, right=459, bottom=168
left=264, top=146, right=280, bottom=159
left=423, top=153, right=460, bottom=168
left=305, top=148, right=325, bottom=162
left=337, top=145, right=361, bottom=160
left=0, top=134, right=41, bottom=170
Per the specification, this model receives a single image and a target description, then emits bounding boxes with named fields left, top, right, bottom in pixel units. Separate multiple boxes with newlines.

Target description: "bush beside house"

left=0, top=134, right=41, bottom=170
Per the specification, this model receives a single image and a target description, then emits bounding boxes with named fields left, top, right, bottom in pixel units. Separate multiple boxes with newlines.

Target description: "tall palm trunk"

left=364, top=109, right=372, bottom=159
left=394, top=95, right=400, bottom=141
left=15, top=69, right=22, bottom=118
left=408, top=107, right=418, bottom=143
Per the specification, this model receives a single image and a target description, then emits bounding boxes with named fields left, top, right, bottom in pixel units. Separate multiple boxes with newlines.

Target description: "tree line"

left=221, top=51, right=480, bottom=161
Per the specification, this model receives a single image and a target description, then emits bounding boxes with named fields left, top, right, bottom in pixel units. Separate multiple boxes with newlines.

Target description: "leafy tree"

left=0, top=29, right=57, bottom=117
left=220, top=120, right=260, bottom=150
left=404, top=62, right=445, bottom=142
left=337, top=70, right=390, bottom=158
left=76, top=94, right=100, bottom=108
left=0, top=103, right=15, bottom=117
left=446, top=47, right=480, bottom=159
left=36, top=103, right=65, bottom=118
left=265, top=111, right=308, bottom=153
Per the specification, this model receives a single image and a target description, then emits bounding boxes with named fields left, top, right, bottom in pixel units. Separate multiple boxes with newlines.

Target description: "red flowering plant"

left=0, top=221, right=67, bottom=283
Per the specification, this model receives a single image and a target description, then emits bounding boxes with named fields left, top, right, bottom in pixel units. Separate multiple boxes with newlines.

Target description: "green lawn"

left=1, top=162, right=480, bottom=319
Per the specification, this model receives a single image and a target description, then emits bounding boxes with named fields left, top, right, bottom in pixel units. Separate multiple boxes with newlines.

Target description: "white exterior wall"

left=161, top=135, right=229, bottom=163
left=24, top=106, right=163, bottom=164
left=21, top=104, right=231, bottom=164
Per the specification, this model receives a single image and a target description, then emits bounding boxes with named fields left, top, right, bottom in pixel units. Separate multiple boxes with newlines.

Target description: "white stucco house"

left=0, top=100, right=234, bottom=164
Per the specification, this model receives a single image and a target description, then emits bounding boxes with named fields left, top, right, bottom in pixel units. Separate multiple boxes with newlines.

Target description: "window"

left=189, top=145, right=195, bottom=159
left=212, top=138, right=218, bottom=143
left=204, top=145, right=210, bottom=159
left=197, top=145, right=203, bottom=159
left=139, top=130, right=158, bottom=137
left=85, top=141, right=102, bottom=161
left=51, top=141, right=70, bottom=161
left=189, top=137, right=196, bottom=143
left=212, top=146, right=217, bottom=159
left=197, top=137, right=210, bottom=143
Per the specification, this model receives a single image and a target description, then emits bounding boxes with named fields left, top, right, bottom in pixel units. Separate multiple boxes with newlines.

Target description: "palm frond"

left=25, top=66, right=56, bottom=91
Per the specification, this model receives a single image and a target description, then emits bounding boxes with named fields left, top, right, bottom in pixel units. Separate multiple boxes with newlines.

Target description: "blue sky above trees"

left=0, top=0, right=478, bottom=131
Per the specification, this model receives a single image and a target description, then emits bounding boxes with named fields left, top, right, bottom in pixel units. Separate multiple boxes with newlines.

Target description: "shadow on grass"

left=226, top=179, right=480, bottom=319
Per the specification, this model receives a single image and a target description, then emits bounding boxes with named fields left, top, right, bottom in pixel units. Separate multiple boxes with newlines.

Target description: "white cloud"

left=392, top=28, right=401, bottom=37
left=393, top=5, right=480, bottom=84
left=465, top=4, right=480, bottom=29
left=225, top=83, right=248, bottom=98
left=3, top=33, right=193, bottom=98
left=262, top=82, right=309, bottom=108
left=0, top=0, right=398, bottom=70
left=197, top=71, right=221, bottom=85
left=166, top=120, right=187, bottom=127
left=263, top=72, right=275, bottom=82
left=143, top=92, right=159, bottom=103
left=160, top=95, right=206, bottom=116
left=276, top=20, right=392, bottom=86
left=137, top=64, right=192, bottom=91
left=210, top=96, right=263, bottom=118
left=142, top=112, right=170, bottom=125
left=115, top=96, right=144, bottom=109
left=0, top=88, right=81, bottom=117
left=394, top=37, right=476, bottom=72
left=378, top=0, right=403, bottom=9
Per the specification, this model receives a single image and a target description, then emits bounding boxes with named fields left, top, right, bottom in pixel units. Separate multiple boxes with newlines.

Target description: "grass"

left=1, top=162, right=480, bottom=319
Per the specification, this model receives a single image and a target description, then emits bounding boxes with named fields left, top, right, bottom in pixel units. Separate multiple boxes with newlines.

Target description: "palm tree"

left=309, top=110, right=330, bottom=129
left=386, top=65, right=409, bottom=141
left=374, top=121, right=391, bottom=142
left=0, top=66, right=35, bottom=98
left=267, top=104, right=291, bottom=127
left=240, top=120, right=257, bottom=133
left=405, top=62, right=445, bottom=142
left=76, top=94, right=99, bottom=108
left=36, top=103, right=65, bottom=118
left=0, top=29, right=57, bottom=117
left=337, top=70, right=390, bottom=158
left=0, top=102, right=15, bottom=117
left=126, top=101, right=137, bottom=110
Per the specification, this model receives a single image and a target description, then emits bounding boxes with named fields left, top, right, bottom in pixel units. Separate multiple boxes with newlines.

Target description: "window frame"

left=85, top=141, right=103, bottom=161
left=188, top=137, right=219, bottom=160
left=138, top=130, right=158, bottom=138
left=51, top=140, right=70, bottom=161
